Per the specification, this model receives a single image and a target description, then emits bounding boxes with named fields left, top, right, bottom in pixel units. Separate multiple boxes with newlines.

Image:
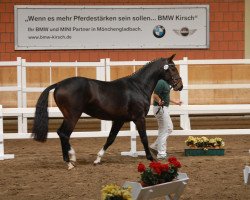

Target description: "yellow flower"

left=185, top=136, right=198, bottom=146
left=199, top=137, right=208, bottom=143
left=209, top=138, right=216, bottom=146
left=185, top=136, right=225, bottom=148
left=101, top=184, right=132, bottom=200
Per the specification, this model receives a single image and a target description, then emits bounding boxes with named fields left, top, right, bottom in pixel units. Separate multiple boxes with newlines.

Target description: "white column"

left=17, top=57, right=23, bottom=133
left=179, top=57, right=191, bottom=130
left=100, top=58, right=112, bottom=132
left=21, top=59, right=28, bottom=133
left=0, top=105, right=14, bottom=160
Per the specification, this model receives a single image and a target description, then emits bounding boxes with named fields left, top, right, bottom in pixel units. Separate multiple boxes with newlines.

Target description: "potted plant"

left=123, top=157, right=189, bottom=199
left=185, top=136, right=225, bottom=156
left=137, top=157, right=181, bottom=186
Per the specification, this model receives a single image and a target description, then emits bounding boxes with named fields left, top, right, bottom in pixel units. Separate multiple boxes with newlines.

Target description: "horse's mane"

left=128, top=57, right=164, bottom=78
left=111, top=58, right=164, bottom=82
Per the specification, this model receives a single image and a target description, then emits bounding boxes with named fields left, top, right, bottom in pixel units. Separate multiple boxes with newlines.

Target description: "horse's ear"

left=167, top=54, right=176, bottom=61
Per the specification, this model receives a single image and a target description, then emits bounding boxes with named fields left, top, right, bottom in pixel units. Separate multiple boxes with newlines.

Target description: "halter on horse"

left=32, top=54, right=183, bottom=169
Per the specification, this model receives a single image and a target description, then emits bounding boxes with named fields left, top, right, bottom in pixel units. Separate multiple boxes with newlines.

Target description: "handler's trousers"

left=151, top=106, right=173, bottom=159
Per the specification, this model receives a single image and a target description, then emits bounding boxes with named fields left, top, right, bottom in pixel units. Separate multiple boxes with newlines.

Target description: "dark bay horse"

left=32, top=54, right=183, bottom=169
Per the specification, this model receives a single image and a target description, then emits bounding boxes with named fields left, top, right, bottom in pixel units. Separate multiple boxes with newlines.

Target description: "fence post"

left=96, top=59, right=105, bottom=81
left=100, top=58, right=112, bottom=132
left=17, top=57, right=23, bottom=133
left=49, top=60, right=53, bottom=107
left=179, top=57, right=191, bottom=130
left=120, top=61, right=145, bottom=157
left=0, top=105, right=14, bottom=160
left=121, top=121, right=145, bottom=157
left=21, top=59, right=28, bottom=133
left=105, top=58, right=111, bottom=82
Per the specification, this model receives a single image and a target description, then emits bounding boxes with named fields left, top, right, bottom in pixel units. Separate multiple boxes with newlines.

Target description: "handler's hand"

left=175, top=100, right=182, bottom=106
left=158, top=100, right=164, bottom=106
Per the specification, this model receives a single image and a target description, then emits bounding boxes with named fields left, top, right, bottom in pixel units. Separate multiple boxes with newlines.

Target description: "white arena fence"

left=1, top=57, right=250, bottom=159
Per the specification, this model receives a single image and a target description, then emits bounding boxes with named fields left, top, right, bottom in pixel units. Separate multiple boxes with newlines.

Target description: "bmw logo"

left=153, top=25, right=166, bottom=38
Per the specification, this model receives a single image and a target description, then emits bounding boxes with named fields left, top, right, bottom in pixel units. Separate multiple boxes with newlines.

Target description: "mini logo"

left=173, top=27, right=197, bottom=37
left=153, top=25, right=166, bottom=38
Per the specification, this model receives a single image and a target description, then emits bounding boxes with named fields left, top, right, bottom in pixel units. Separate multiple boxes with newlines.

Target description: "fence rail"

left=1, top=57, right=250, bottom=158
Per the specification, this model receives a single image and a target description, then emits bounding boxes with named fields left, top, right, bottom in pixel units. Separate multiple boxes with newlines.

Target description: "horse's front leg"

left=134, top=118, right=154, bottom=161
left=94, top=120, right=124, bottom=164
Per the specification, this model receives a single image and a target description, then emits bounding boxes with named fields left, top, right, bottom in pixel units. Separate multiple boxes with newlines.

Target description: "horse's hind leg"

left=57, top=118, right=78, bottom=170
left=94, top=120, right=124, bottom=164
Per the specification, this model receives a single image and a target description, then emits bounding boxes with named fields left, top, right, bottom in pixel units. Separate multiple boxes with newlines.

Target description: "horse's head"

left=160, top=54, right=183, bottom=91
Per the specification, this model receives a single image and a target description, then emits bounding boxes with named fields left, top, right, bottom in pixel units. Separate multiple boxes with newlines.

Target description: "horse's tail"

left=32, top=83, right=57, bottom=142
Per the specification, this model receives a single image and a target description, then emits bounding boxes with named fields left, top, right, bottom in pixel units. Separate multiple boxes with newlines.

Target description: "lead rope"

left=155, top=96, right=164, bottom=115
left=155, top=85, right=173, bottom=115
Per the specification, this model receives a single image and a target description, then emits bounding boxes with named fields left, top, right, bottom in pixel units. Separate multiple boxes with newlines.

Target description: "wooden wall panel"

left=26, top=93, right=40, bottom=107
left=188, top=64, right=250, bottom=104
left=212, top=65, right=232, bottom=84
left=170, top=91, right=180, bottom=104
left=189, top=90, right=215, bottom=105
left=0, top=67, right=18, bottom=107
left=214, top=89, right=234, bottom=104
left=189, top=65, right=233, bottom=84
left=232, top=65, right=250, bottom=83
left=110, top=66, right=136, bottom=81
left=26, top=67, right=50, bottom=87
left=189, top=88, right=250, bottom=105
left=0, top=91, right=17, bottom=108
left=25, top=67, right=97, bottom=107
left=51, top=68, right=75, bottom=83
left=189, top=65, right=215, bottom=84
left=0, top=67, right=17, bottom=85
left=232, top=89, right=250, bottom=104
left=77, top=67, right=96, bottom=79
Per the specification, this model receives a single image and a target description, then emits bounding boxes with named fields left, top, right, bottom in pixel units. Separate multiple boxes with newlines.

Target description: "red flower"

left=161, top=163, right=169, bottom=171
left=171, top=160, right=181, bottom=168
left=137, top=163, right=146, bottom=172
left=168, top=156, right=177, bottom=163
left=138, top=157, right=182, bottom=186
left=149, top=161, right=162, bottom=175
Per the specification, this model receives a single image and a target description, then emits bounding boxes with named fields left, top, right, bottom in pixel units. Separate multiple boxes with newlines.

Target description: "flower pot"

left=140, top=181, right=147, bottom=187
left=123, top=173, right=189, bottom=200
left=184, top=148, right=225, bottom=156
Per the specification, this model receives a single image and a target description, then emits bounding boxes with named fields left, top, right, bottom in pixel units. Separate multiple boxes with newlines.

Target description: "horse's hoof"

left=93, top=156, right=101, bottom=165
left=67, top=162, right=75, bottom=170
left=146, top=155, right=154, bottom=162
left=93, top=160, right=101, bottom=165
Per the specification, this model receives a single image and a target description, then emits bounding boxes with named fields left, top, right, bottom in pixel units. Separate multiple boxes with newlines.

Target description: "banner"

left=15, top=5, right=209, bottom=50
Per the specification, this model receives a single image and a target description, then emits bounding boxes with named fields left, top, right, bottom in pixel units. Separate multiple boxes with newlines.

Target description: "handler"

left=150, top=79, right=182, bottom=160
